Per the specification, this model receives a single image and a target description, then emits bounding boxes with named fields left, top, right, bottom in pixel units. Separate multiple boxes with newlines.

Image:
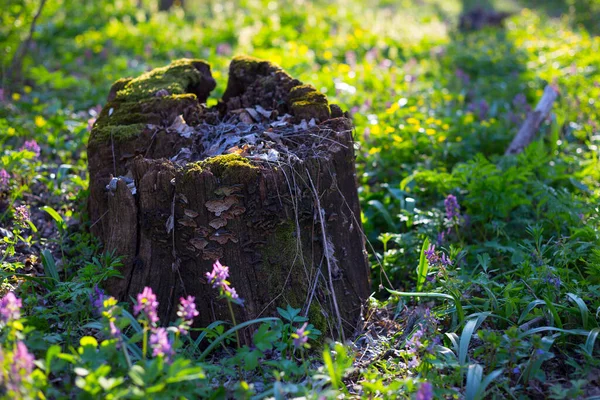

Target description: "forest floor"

left=1, top=0, right=599, bottom=398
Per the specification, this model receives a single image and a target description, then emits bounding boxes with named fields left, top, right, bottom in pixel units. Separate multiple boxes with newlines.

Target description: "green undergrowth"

left=1, top=0, right=599, bottom=398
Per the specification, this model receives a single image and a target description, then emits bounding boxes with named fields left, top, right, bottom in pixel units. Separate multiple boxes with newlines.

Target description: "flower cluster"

left=415, top=382, right=433, bottom=400
left=424, top=244, right=452, bottom=267
left=444, top=194, right=460, bottom=221
left=14, top=205, right=30, bottom=228
left=150, top=327, right=174, bottom=361
left=0, top=291, right=22, bottom=323
left=176, top=295, right=199, bottom=335
left=0, top=169, right=9, bottom=190
left=134, top=286, right=160, bottom=325
left=206, top=260, right=241, bottom=303
left=404, top=309, right=440, bottom=370
left=22, top=139, right=40, bottom=157
left=292, top=322, right=310, bottom=350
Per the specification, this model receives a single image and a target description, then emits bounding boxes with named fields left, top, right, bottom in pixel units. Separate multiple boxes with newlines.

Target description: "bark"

left=88, top=56, right=370, bottom=340
left=505, top=85, right=559, bottom=155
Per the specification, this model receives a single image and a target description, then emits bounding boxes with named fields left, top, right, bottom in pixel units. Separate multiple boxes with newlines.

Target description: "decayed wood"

left=87, top=57, right=371, bottom=341
left=505, top=85, right=559, bottom=155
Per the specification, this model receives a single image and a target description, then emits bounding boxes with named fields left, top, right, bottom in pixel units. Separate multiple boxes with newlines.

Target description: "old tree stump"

left=87, top=56, right=370, bottom=340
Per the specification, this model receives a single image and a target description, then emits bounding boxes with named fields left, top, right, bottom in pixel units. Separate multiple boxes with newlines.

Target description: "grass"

left=1, top=0, right=599, bottom=398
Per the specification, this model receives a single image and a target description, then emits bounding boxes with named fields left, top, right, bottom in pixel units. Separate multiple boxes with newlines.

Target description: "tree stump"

left=87, top=56, right=370, bottom=340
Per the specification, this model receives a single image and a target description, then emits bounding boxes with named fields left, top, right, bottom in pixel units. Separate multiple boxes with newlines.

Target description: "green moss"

left=90, top=59, right=214, bottom=145
left=262, top=223, right=329, bottom=337
left=114, top=59, right=211, bottom=102
left=91, top=123, right=147, bottom=143
left=287, top=84, right=331, bottom=121
left=186, top=154, right=258, bottom=183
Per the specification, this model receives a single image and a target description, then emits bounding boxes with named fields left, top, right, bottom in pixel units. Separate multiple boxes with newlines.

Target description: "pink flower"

left=292, top=322, right=310, bottom=349
left=0, top=169, right=9, bottom=189
left=134, top=287, right=159, bottom=325
left=178, top=295, right=199, bottom=320
left=150, top=327, right=174, bottom=361
left=206, top=260, right=243, bottom=304
left=14, top=205, right=30, bottom=228
left=0, top=292, right=22, bottom=323
left=22, top=139, right=41, bottom=157
left=11, top=341, right=34, bottom=379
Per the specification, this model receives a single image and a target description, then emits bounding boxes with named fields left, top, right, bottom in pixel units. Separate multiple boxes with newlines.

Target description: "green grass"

left=1, top=0, right=599, bottom=398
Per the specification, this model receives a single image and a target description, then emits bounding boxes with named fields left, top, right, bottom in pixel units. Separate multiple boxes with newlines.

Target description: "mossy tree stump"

left=88, top=56, right=370, bottom=340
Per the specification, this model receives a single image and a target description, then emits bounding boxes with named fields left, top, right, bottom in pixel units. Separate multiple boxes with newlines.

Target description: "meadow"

left=1, top=0, right=599, bottom=398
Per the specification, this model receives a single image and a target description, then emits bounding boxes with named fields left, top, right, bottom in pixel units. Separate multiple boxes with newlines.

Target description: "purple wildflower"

left=536, top=349, right=545, bottom=356
left=178, top=296, right=199, bottom=320
left=0, top=292, right=22, bottom=323
left=444, top=194, right=460, bottom=220
left=436, top=231, right=445, bottom=246
left=206, top=260, right=229, bottom=289
left=177, top=295, right=199, bottom=335
left=440, top=253, right=453, bottom=266
left=14, top=205, right=30, bottom=228
left=150, top=327, right=174, bottom=361
left=109, top=320, right=121, bottom=341
left=512, top=366, right=521, bottom=375
left=455, top=68, right=470, bottom=85
left=415, top=382, right=433, bottom=400
left=22, top=139, right=40, bottom=157
left=134, top=287, right=159, bottom=325
left=216, top=43, right=232, bottom=56
left=408, top=357, right=419, bottom=368
left=206, top=260, right=242, bottom=303
left=293, top=322, right=310, bottom=349
left=12, top=341, right=35, bottom=378
left=0, top=169, right=9, bottom=189
left=424, top=244, right=440, bottom=266
left=544, top=274, right=561, bottom=289
left=406, top=328, right=424, bottom=354
left=90, top=285, right=106, bottom=314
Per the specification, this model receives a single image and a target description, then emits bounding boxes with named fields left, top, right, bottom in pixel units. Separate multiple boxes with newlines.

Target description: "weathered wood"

left=505, top=85, right=559, bottom=155
left=87, top=56, right=370, bottom=340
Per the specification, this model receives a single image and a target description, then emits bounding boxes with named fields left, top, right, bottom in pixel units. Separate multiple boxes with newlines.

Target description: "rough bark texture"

left=87, top=56, right=370, bottom=340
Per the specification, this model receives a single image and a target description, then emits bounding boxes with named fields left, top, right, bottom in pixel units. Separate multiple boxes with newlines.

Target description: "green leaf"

left=367, top=199, right=397, bottom=230
left=41, top=205, right=66, bottom=231
left=465, top=364, right=483, bottom=400
left=129, top=365, right=145, bottom=386
left=40, top=249, right=59, bottom=282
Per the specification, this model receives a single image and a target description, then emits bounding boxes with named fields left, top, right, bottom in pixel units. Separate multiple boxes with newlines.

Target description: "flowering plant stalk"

left=206, top=260, right=244, bottom=347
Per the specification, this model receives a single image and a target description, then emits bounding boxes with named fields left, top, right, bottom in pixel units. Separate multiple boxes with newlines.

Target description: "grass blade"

left=584, top=328, right=599, bottom=355
left=198, top=317, right=279, bottom=361
left=416, top=237, right=430, bottom=292
left=566, top=292, right=590, bottom=330
left=518, top=299, right=546, bottom=324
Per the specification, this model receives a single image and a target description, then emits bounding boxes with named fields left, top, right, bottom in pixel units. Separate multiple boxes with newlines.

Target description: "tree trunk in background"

left=87, top=56, right=371, bottom=341
left=159, top=0, right=183, bottom=11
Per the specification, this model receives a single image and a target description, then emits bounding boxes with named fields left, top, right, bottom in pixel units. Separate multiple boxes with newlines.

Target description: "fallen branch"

left=505, top=85, right=559, bottom=155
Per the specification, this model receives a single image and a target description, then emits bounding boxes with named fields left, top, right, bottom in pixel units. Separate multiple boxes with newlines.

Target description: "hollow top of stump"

left=89, top=56, right=342, bottom=147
